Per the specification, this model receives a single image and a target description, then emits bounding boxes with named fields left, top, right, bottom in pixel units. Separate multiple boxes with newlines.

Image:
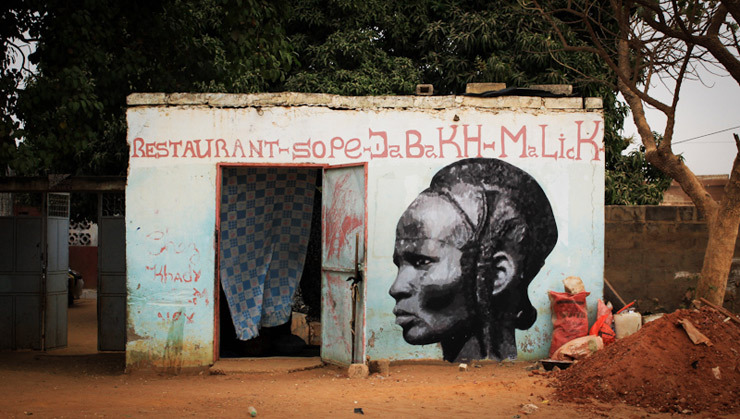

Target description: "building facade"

left=125, top=92, right=605, bottom=371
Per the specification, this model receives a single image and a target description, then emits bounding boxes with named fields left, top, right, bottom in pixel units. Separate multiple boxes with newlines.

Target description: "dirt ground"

left=0, top=298, right=733, bottom=418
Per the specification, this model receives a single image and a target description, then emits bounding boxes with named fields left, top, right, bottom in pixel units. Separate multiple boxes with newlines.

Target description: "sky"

left=621, top=69, right=740, bottom=176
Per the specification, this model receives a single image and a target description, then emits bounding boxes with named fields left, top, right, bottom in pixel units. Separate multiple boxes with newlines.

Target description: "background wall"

left=68, top=246, right=97, bottom=290
left=605, top=205, right=740, bottom=314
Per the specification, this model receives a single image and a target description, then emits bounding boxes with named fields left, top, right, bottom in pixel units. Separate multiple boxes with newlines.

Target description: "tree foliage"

left=1, top=1, right=38, bottom=176
left=276, top=0, right=667, bottom=203
left=528, top=0, right=740, bottom=304
left=606, top=133, right=674, bottom=205
left=2, top=0, right=669, bottom=206
left=9, top=0, right=295, bottom=176
left=279, top=0, right=620, bottom=95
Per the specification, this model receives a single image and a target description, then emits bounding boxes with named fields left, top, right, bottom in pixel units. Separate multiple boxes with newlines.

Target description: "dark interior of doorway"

left=219, top=169, right=322, bottom=358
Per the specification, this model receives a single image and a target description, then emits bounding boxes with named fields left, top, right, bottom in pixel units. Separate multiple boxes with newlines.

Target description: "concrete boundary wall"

left=605, top=205, right=740, bottom=313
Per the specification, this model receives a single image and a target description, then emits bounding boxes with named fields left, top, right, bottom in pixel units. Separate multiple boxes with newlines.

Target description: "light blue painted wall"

left=125, top=165, right=216, bottom=369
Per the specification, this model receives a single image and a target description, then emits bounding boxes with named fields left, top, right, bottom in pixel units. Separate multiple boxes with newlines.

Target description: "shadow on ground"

left=0, top=352, right=126, bottom=376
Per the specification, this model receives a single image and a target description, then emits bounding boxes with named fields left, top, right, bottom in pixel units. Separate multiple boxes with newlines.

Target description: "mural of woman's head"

left=389, top=158, right=558, bottom=362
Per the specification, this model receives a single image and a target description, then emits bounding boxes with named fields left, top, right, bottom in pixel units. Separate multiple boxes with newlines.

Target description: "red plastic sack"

left=549, top=291, right=590, bottom=357
left=589, top=299, right=615, bottom=345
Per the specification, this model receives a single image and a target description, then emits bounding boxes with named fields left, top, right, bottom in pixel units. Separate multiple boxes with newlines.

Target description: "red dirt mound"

left=554, top=306, right=740, bottom=414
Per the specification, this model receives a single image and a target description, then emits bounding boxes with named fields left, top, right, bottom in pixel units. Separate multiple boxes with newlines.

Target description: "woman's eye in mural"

left=405, top=252, right=437, bottom=269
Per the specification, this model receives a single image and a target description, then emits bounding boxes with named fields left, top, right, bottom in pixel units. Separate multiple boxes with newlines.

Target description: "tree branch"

left=638, top=3, right=740, bottom=84
left=721, top=0, right=740, bottom=28
left=660, top=43, right=694, bottom=151
left=530, top=0, right=676, bottom=113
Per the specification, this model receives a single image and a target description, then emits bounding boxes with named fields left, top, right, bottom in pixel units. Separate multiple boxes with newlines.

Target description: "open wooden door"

left=321, top=164, right=367, bottom=365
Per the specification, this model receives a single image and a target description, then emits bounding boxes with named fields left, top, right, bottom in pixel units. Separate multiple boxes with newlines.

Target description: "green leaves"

left=8, top=0, right=295, bottom=176
left=279, top=1, right=612, bottom=95
left=3, top=0, right=657, bottom=202
left=605, top=131, right=673, bottom=205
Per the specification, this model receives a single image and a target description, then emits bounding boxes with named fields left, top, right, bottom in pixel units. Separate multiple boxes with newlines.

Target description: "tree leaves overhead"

left=279, top=0, right=670, bottom=206
left=1, top=1, right=39, bottom=176
left=3, top=0, right=667, bottom=205
left=279, top=0, right=617, bottom=96
left=11, top=0, right=295, bottom=176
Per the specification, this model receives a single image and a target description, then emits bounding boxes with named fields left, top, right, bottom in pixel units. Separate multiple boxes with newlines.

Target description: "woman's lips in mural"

left=393, top=309, right=418, bottom=326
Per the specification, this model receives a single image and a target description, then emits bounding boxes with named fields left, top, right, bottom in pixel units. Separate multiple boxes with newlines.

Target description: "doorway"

left=217, top=166, right=323, bottom=358
left=0, top=192, right=68, bottom=350
left=64, top=191, right=126, bottom=354
left=0, top=178, right=127, bottom=354
left=216, top=164, right=368, bottom=364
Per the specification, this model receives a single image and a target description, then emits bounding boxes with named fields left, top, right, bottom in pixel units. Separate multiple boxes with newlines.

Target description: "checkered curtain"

left=219, top=167, right=317, bottom=340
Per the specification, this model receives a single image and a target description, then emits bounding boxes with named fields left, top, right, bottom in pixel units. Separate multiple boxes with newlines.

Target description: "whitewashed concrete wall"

left=125, top=93, right=604, bottom=370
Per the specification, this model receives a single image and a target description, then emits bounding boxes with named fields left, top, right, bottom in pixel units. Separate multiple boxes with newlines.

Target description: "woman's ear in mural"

left=490, top=251, right=516, bottom=296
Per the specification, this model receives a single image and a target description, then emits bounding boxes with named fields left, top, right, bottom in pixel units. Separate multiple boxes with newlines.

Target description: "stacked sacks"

left=548, top=276, right=615, bottom=361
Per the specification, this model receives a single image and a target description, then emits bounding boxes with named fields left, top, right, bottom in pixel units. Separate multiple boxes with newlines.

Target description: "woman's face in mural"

left=389, top=193, right=474, bottom=345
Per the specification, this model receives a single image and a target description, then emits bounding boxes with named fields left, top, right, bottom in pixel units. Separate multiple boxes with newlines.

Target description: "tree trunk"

left=696, top=134, right=740, bottom=305
left=536, top=0, right=740, bottom=308
left=698, top=209, right=740, bottom=305
left=618, top=79, right=740, bottom=307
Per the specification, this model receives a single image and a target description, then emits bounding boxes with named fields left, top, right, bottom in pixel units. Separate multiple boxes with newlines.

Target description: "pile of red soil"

left=554, top=306, right=740, bottom=414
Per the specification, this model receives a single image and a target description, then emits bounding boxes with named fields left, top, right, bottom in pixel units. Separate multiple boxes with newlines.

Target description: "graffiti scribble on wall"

left=144, top=229, right=202, bottom=284
left=389, top=158, right=558, bottom=362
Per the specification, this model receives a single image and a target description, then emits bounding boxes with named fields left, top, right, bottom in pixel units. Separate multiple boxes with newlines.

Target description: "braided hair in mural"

left=389, top=158, right=558, bottom=362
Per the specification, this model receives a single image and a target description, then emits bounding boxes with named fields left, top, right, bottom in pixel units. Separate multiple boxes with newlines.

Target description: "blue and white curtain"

left=219, top=167, right=317, bottom=340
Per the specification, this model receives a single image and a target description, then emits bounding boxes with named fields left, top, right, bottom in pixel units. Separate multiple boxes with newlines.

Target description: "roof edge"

left=126, top=92, right=603, bottom=110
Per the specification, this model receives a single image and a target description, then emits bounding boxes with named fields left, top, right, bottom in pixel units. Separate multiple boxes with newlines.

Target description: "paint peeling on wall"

left=163, top=308, right=186, bottom=372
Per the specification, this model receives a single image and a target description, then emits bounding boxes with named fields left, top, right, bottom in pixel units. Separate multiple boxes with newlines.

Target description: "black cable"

left=673, top=125, right=740, bottom=145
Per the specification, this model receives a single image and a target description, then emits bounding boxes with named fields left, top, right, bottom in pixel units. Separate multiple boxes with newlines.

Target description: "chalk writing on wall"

left=131, top=121, right=603, bottom=162
left=188, top=288, right=209, bottom=306
left=145, top=230, right=208, bottom=323
left=157, top=311, right=196, bottom=324
left=145, top=230, right=202, bottom=284
left=146, top=264, right=201, bottom=283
